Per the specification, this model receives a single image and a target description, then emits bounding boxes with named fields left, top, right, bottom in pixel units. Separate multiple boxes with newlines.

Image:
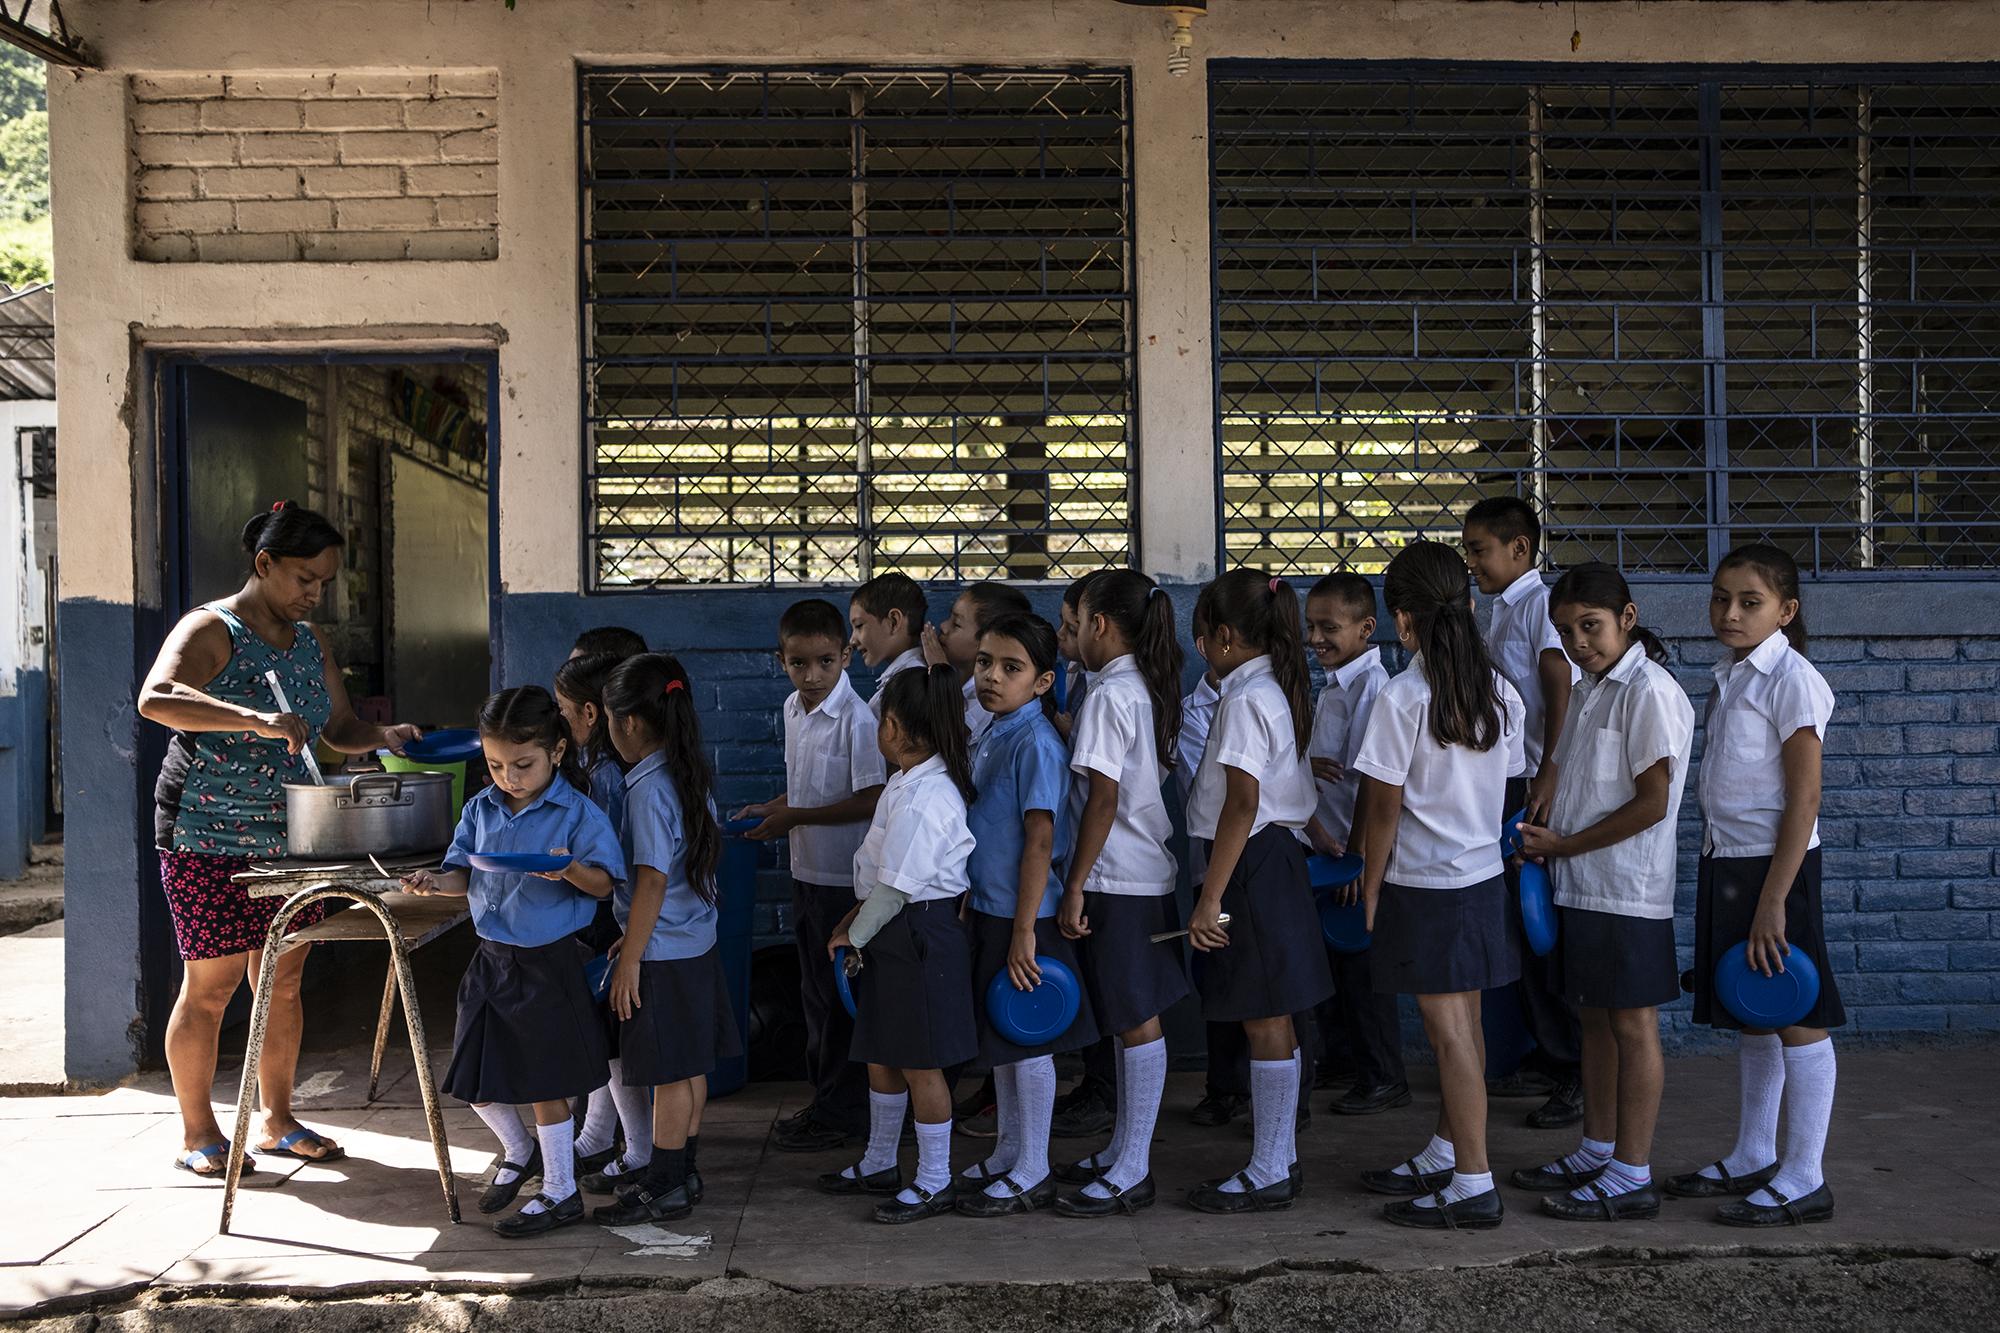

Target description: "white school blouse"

left=1176, top=674, right=1220, bottom=806
left=1186, top=655, right=1317, bottom=841
left=851, top=754, right=973, bottom=905
left=1697, top=630, right=1835, bottom=859
left=1065, top=655, right=1177, bottom=896
left=1485, top=568, right=1579, bottom=774
left=783, top=672, right=889, bottom=888
left=963, top=674, right=994, bottom=744
left=1351, top=655, right=1528, bottom=890
left=868, top=645, right=927, bottom=720
left=1309, top=647, right=1390, bottom=846
left=1545, top=643, right=1696, bottom=919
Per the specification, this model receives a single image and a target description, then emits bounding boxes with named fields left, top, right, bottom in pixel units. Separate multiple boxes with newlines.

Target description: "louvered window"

left=1211, top=67, right=2000, bottom=575
left=582, top=68, right=1135, bottom=587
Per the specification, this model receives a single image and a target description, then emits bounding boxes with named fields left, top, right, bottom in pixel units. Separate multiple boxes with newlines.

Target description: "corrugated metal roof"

left=0, top=282, right=53, bottom=401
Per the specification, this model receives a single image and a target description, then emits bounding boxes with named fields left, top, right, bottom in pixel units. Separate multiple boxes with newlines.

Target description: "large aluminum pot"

left=283, top=771, right=455, bottom=859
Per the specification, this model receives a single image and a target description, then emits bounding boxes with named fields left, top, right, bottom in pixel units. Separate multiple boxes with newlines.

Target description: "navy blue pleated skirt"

left=1076, top=891, right=1192, bottom=1035
left=1195, top=825, right=1334, bottom=1023
left=1370, top=876, right=1522, bottom=997
left=967, top=908, right=1100, bottom=1066
left=849, top=898, right=979, bottom=1071
left=615, top=947, right=744, bottom=1085
left=1692, top=849, right=1846, bottom=1031
left=445, top=936, right=610, bottom=1104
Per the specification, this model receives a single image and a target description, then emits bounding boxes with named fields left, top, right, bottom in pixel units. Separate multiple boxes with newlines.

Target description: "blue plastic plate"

left=1319, top=896, right=1371, bottom=954
left=985, top=955, right=1083, bottom=1046
left=1499, top=807, right=1529, bottom=860
left=465, top=851, right=568, bottom=874
left=832, top=945, right=858, bottom=1018
left=583, top=952, right=612, bottom=1002
left=721, top=815, right=761, bottom=835
left=399, top=728, right=481, bottom=763
left=1308, top=852, right=1365, bottom=893
left=1518, top=859, right=1558, bottom=957
left=1715, top=941, right=1821, bottom=1029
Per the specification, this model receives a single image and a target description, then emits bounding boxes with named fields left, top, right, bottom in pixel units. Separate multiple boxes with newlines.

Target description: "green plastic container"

left=379, top=751, right=470, bottom=811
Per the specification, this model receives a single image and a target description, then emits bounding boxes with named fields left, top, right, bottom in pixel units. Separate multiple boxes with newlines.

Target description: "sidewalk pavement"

left=3, top=1041, right=1996, bottom=1319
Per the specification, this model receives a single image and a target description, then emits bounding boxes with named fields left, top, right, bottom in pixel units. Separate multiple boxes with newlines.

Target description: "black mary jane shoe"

left=1663, top=1159, right=1779, bottom=1200
left=1186, top=1170, right=1299, bottom=1215
left=1189, top=1092, right=1249, bottom=1128
left=1054, top=1152, right=1111, bottom=1186
left=817, top=1163, right=903, bottom=1196
left=1383, top=1187, right=1505, bottom=1231
left=575, top=1143, right=621, bottom=1177
left=580, top=1160, right=646, bottom=1195
left=1360, top=1157, right=1453, bottom=1197
left=493, top=1191, right=584, bottom=1238
left=956, top=1172, right=1057, bottom=1218
left=1330, top=1081, right=1414, bottom=1117
left=476, top=1147, right=543, bottom=1215
left=873, top=1182, right=958, bottom=1225
left=1509, top=1158, right=1607, bottom=1193
left=773, top=1109, right=854, bottom=1154
left=1541, top=1181, right=1662, bottom=1222
left=1715, top=1182, right=1835, bottom=1228
left=1055, top=1175, right=1156, bottom=1218
left=687, top=1167, right=704, bottom=1205
left=592, top=1180, right=694, bottom=1226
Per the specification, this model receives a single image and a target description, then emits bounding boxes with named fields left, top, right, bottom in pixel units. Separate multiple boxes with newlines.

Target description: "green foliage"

left=0, top=110, right=47, bottom=220
left=0, top=45, right=44, bottom=123
left=0, top=214, right=51, bottom=285
left=0, top=44, right=47, bottom=274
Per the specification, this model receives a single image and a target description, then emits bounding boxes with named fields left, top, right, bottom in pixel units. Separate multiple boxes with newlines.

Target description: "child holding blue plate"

left=1513, top=565, right=1694, bottom=1222
left=403, top=685, right=624, bottom=1239
left=1665, top=544, right=1844, bottom=1227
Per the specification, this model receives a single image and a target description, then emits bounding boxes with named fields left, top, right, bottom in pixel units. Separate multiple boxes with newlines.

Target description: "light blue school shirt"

left=585, top=750, right=626, bottom=831
left=617, top=749, right=720, bottom=960
left=442, top=772, right=626, bottom=948
left=966, top=703, right=1072, bottom=919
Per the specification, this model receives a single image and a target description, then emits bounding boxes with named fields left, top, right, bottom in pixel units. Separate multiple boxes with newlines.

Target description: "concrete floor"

left=3, top=1039, right=1996, bottom=1320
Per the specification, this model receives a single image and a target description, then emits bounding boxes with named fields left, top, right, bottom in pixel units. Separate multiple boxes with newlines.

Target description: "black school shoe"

left=593, top=1180, right=693, bottom=1226
left=1541, top=1182, right=1662, bottom=1222
left=1331, top=1081, right=1413, bottom=1117
left=493, top=1191, right=585, bottom=1238
left=1054, top=1151, right=1111, bottom=1185
left=1360, top=1158, right=1453, bottom=1197
left=1509, top=1158, right=1607, bottom=1193
left=1189, top=1092, right=1249, bottom=1128
left=956, top=1172, right=1058, bottom=1218
left=687, top=1167, right=704, bottom=1205
left=1715, top=1183, right=1835, bottom=1228
left=1486, top=1068, right=1556, bottom=1098
left=576, top=1142, right=621, bottom=1177
left=1186, top=1170, right=1298, bottom=1214
left=1383, top=1187, right=1505, bottom=1230
left=817, top=1162, right=903, bottom=1196
left=1525, top=1077, right=1585, bottom=1130
left=873, top=1181, right=958, bottom=1225
left=1056, top=1175, right=1156, bottom=1217
left=476, top=1147, right=542, bottom=1214
left=773, top=1107, right=854, bottom=1153
left=1051, top=1084, right=1115, bottom=1139
left=1663, top=1160, right=1779, bottom=1200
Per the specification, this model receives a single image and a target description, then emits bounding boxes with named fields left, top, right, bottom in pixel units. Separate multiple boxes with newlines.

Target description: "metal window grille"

left=581, top=68, right=1136, bottom=588
left=1211, top=66, right=2000, bottom=576
left=18, top=425, right=54, bottom=499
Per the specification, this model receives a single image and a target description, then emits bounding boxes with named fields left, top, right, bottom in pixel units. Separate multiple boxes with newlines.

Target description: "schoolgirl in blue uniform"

left=1054, top=571, right=1190, bottom=1217
left=402, top=685, right=625, bottom=1239
left=823, top=665, right=980, bottom=1225
left=956, top=613, right=1100, bottom=1217
left=591, top=653, right=743, bottom=1227
left=1666, top=544, right=1844, bottom=1227
left=1183, top=569, right=1332, bottom=1214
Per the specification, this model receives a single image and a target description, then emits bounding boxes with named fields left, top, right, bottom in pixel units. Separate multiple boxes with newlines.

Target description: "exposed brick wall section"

left=130, top=70, right=499, bottom=262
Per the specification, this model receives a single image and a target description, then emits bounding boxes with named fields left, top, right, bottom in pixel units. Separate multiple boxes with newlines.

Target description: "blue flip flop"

left=174, top=1141, right=254, bottom=1177
left=256, top=1128, right=347, bottom=1163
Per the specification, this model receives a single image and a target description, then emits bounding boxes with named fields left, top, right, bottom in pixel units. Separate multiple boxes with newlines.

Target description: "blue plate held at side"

left=399, top=727, right=481, bottom=763
left=721, top=816, right=760, bottom=835
left=1319, top=896, right=1370, bottom=954
left=465, top=851, right=569, bottom=874
left=584, top=952, right=612, bottom=1002
left=1518, top=860, right=1558, bottom=956
left=1308, top=852, right=1365, bottom=893
left=832, top=945, right=858, bottom=1018
left=985, top=955, right=1083, bottom=1047
left=1499, top=807, right=1528, bottom=860
left=1715, top=941, right=1821, bottom=1029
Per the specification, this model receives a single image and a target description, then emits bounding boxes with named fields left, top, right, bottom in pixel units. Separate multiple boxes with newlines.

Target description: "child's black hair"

left=778, top=598, right=848, bottom=648
left=978, top=611, right=1061, bottom=723
left=1080, top=570, right=1185, bottom=770
left=603, top=652, right=721, bottom=906
left=477, top=685, right=589, bottom=793
left=1549, top=562, right=1669, bottom=666
left=1306, top=570, right=1377, bottom=623
left=1716, top=542, right=1809, bottom=653
left=851, top=573, right=927, bottom=635
left=879, top=664, right=977, bottom=804
left=961, top=582, right=1032, bottom=633
left=1382, top=541, right=1503, bottom=751
left=572, top=625, right=648, bottom=659
left=1192, top=568, right=1313, bottom=757
left=1464, top=494, right=1541, bottom=557
left=241, top=500, right=344, bottom=563
left=1062, top=570, right=1105, bottom=611
left=554, top=651, right=623, bottom=770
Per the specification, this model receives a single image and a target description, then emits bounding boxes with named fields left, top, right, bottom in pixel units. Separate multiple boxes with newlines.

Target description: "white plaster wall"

left=50, top=1, right=2000, bottom=602
left=0, top=400, right=56, bottom=690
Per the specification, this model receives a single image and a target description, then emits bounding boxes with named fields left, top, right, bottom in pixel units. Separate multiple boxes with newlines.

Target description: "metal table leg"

left=368, top=963, right=398, bottom=1104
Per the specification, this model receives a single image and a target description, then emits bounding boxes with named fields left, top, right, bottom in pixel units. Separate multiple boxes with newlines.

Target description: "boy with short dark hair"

left=1462, top=495, right=1584, bottom=1129
left=737, top=598, right=889, bottom=1152
left=848, top=574, right=928, bottom=719
left=924, top=582, right=1032, bottom=744
left=571, top=625, right=647, bottom=661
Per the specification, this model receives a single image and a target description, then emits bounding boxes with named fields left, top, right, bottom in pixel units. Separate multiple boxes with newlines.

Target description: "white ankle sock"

left=1220, top=1058, right=1296, bottom=1192
left=1390, top=1133, right=1457, bottom=1178
left=965, top=1062, right=1021, bottom=1181
left=853, top=1089, right=906, bottom=1178
left=576, top=1085, right=619, bottom=1157
left=1415, top=1169, right=1494, bottom=1208
left=989, top=1056, right=1055, bottom=1195
left=895, top=1118, right=951, bottom=1204
left=1704, top=1033, right=1783, bottom=1180
left=606, top=1063, right=654, bottom=1170
left=1583, top=1157, right=1653, bottom=1199
left=474, top=1103, right=535, bottom=1183
left=1756, top=1038, right=1837, bottom=1204
left=1556, top=1135, right=1616, bottom=1175
left=1086, top=1037, right=1165, bottom=1198
left=520, top=1120, right=575, bottom=1212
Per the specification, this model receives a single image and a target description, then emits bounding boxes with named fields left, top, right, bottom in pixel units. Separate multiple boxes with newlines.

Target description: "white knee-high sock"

left=966, top=1062, right=1021, bottom=1180
left=850, top=1088, right=906, bottom=1178
left=894, top=1118, right=952, bottom=1205
left=1099, top=1041, right=1131, bottom=1171
left=1706, top=1033, right=1783, bottom=1180
left=520, top=1120, right=576, bottom=1212
left=577, top=1084, right=619, bottom=1157
left=606, top=1061, right=654, bottom=1170
left=1088, top=1037, right=1165, bottom=1196
left=1221, top=1058, right=1296, bottom=1191
left=474, top=1103, right=536, bottom=1183
left=990, top=1055, right=1055, bottom=1194
left=1758, top=1038, right=1837, bottom=1204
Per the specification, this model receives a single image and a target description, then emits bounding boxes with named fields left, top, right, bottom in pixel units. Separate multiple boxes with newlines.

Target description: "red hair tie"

left=1268, top=576, right=1282, bottom=594
left=663, top=679, right=685, bottom=696
left=270, top=499, right=293, bottom=513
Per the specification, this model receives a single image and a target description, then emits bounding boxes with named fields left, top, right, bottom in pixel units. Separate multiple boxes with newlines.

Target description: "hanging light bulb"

left=1116, top=1, right=1209, bottom=77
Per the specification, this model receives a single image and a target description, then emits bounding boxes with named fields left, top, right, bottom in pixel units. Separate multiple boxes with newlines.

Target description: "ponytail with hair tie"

left=1383, top=541, right=1503, bottom=751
